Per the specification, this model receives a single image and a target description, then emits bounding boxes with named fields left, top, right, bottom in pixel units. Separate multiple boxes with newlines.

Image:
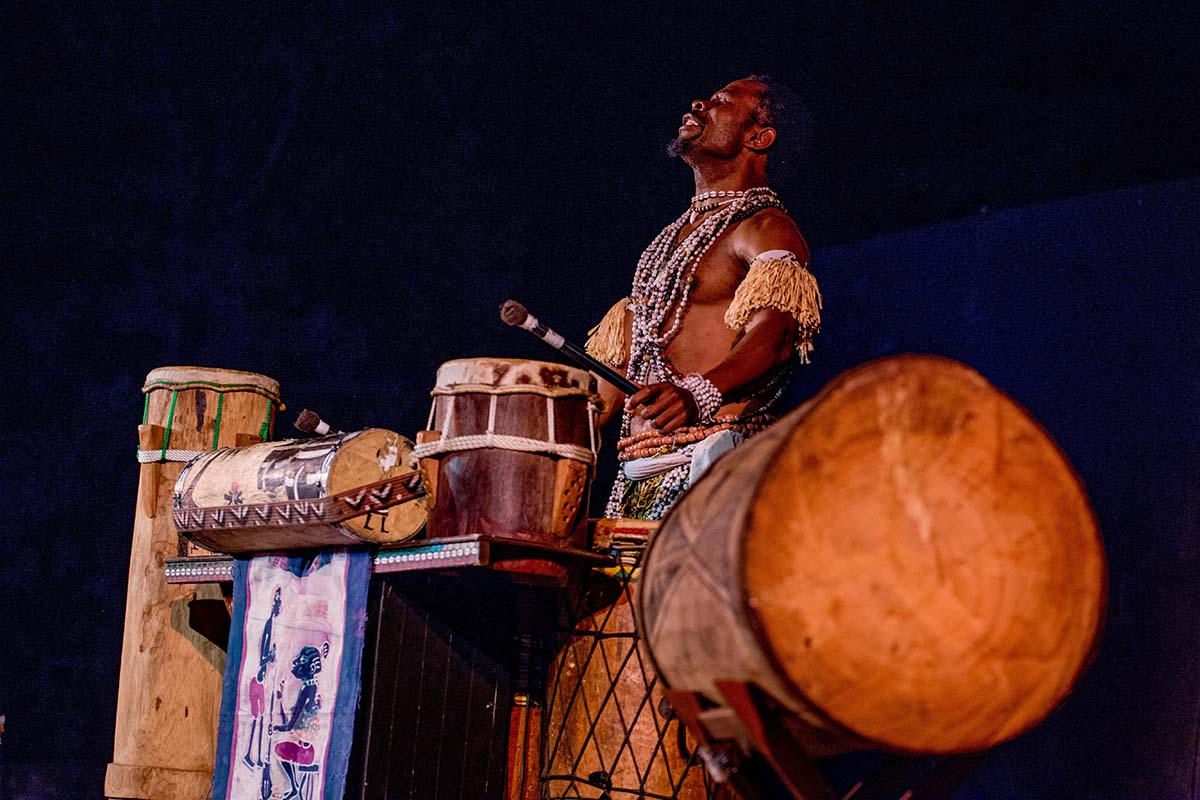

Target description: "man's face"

left=669, top=78, right=765, bottom=160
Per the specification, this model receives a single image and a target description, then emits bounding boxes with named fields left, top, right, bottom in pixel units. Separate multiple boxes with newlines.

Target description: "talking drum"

left=638, top=355, right=1107, bottom=756
left=173, top=429, right=426, bottom=553
left=414, top=358, right=600, bottom=547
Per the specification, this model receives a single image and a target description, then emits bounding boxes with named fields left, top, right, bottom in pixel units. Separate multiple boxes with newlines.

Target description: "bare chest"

left=643, top=230, right=747, bottom=373
left=659, top=221, right=746, bottom=307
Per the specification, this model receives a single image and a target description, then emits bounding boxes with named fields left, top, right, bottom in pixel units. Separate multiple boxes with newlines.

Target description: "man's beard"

left=665, top=133, right=694, bottom=159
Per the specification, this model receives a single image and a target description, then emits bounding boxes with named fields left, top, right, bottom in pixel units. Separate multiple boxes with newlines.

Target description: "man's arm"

left=629, top=211, right=813, bottom=433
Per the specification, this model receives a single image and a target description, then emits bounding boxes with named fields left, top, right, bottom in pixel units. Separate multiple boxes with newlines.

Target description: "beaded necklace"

left=626, top=186, right=784, bottom=392
left=605, top=186, right=789, bottom=519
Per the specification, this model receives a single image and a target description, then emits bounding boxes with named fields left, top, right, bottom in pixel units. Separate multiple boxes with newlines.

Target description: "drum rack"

left=665, top=683, right=982, bottom=800
left=164, top=533, right=611, bottom=586
left=165, top=533, right=613, bottom=800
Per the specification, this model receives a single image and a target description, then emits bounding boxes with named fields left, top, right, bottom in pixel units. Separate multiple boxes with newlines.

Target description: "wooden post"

left=106, top=367, right=280, bottom=800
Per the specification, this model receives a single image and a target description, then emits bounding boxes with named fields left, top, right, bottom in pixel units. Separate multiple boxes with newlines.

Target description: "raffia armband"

left=724, top=252, right=823, bottom=363
left=585, top=296, right=631, bottom=369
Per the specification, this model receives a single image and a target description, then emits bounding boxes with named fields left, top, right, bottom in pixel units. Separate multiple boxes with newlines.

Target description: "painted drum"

left=173, top=429, right=426, bottom=553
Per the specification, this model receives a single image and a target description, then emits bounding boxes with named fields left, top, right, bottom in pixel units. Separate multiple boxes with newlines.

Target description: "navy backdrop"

left=3, top=3, right=1199, bottom=799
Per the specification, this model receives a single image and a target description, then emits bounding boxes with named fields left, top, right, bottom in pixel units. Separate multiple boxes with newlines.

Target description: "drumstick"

left=294, top=409, right=343, bottom=436
left=500, top=300, right=641, bottom=395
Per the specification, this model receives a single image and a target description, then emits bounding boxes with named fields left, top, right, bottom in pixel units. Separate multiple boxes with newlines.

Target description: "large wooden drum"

left=108, top=366, right=283, bottom=800
left=415, top=358, right=599, bottom=548
left=172, top=429, right=426, bottom=553
left=638, top=355, right=1107, bottom=756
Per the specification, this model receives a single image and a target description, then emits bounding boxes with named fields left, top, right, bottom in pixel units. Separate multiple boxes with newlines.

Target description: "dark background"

left=3, top=2, right=1199, bottom=798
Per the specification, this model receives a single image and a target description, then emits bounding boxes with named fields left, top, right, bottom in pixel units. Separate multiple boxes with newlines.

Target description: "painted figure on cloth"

left=272, top=641, right=329, bottom=800
left=242, top=586, right=281, bottom=769
left=588, top=75, right=822, bottom=519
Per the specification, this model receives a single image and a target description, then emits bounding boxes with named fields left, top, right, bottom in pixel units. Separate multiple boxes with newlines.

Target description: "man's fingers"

left=658, top=410, right=689, bottom=434
left=627, top=387, right=654, bottom=408
left=649, top=400, right=687, bottom=428
left=640, top=395, right=679, bottom=419
left=627, top=383, right=665, bottom=409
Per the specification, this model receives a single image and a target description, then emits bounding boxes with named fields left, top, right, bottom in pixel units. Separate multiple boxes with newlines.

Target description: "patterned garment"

left=617, top=466, right=690, bottom=520
left=212, top=549, right=371, bottom=800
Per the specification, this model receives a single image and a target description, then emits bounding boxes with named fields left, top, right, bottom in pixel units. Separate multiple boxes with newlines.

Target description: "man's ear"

left=745, top=125, right=776, bottom=153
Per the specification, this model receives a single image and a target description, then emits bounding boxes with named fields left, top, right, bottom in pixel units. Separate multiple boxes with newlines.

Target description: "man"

left=588, top=75, right=822, bottom=519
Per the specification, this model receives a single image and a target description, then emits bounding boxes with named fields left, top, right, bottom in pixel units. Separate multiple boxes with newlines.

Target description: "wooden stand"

left=160, top=533, right=609, bottom=800
left=106, top=367, right=280, bottom=800
left=665, top=683, right=981, bottom=800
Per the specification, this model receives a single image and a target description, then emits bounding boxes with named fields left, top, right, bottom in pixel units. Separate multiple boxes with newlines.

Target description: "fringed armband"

left=586, top=297, right=631, bottom=369
left=724, top=254, right=823, bottom=362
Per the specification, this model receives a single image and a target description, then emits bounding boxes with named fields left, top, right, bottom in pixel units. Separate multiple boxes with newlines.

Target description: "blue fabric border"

left=211, top=556, right=251, bottom=800
left=322, top=547, right=372, bottom=799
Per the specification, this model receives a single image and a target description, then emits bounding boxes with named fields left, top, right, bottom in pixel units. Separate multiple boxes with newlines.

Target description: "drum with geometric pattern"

left=539, top=563, right=718, bottom=800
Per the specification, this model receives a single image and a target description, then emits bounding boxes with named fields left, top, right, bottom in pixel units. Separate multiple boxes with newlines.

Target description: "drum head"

left=143, top=366, right=282, bottom=404
left=434, top=358, right=596, bottom=393
left=743, top=355, right=1106, bottom=751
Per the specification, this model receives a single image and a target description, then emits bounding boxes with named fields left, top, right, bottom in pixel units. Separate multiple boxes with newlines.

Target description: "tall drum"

left=542, top=562, right=715, bottom=800
left=107, top=367, right=282, bottom=800
left=415, top=358, right=600, bottom=548
left=638, top=355, right=1107, bottom=756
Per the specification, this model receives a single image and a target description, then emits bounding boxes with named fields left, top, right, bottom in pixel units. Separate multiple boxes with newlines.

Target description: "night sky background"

left=3, top=2, right=1199, bottom=798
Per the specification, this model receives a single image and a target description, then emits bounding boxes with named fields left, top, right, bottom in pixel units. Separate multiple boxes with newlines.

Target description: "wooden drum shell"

left=542, top=576, right=713, bottom=800
left=108, top=366, right=282, bottom=800
left=421, top=359, right=598, bottom=548
left=637, top=355, right=1107, bottom=756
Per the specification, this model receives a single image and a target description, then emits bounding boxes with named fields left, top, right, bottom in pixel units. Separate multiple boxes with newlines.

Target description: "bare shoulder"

left=731, top=208, right=811, bottom=265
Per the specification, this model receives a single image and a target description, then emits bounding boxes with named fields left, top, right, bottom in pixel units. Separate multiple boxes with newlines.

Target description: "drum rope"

left=212, top=392, right=224, bottom=450
left=258, top=399, right=273, bottom=442
left=136, top=389, right=260, bottom=463
left=410, top=433, right=595, bottom=464
left=412, top=393, right=597, bottom=465
left=138, top=448, right=209, bottom=464
left=161, top=390, right=179, bottom=462
left=541, top=573, right=702, bottom=799
left=430, top=384, right=595, bottom=399
left=589, top=401, right=598, bottom=453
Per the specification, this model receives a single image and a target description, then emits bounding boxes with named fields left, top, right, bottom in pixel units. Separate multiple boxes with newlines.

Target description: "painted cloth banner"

left=212, top=549, right=371, bottom=800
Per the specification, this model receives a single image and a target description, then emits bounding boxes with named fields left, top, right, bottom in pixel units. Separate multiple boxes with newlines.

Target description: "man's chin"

left=666, top=135, right=694, bottom=159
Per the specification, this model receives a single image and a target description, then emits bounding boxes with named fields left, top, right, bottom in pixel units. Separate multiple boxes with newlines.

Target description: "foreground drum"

left=108, top=366, right=282, bottom=800
left=638, top=355, right=1106, bottom=756
left=416, top=358, right=599, bottom=547
left=173, top=429, right=426, bottom=553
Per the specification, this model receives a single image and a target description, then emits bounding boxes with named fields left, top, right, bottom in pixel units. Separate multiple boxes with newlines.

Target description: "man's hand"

left=626, top=382, right=698, bottom=434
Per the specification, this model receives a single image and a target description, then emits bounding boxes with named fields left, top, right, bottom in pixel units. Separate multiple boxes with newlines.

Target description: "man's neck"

left=690, top=158, right=769, bottom=196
